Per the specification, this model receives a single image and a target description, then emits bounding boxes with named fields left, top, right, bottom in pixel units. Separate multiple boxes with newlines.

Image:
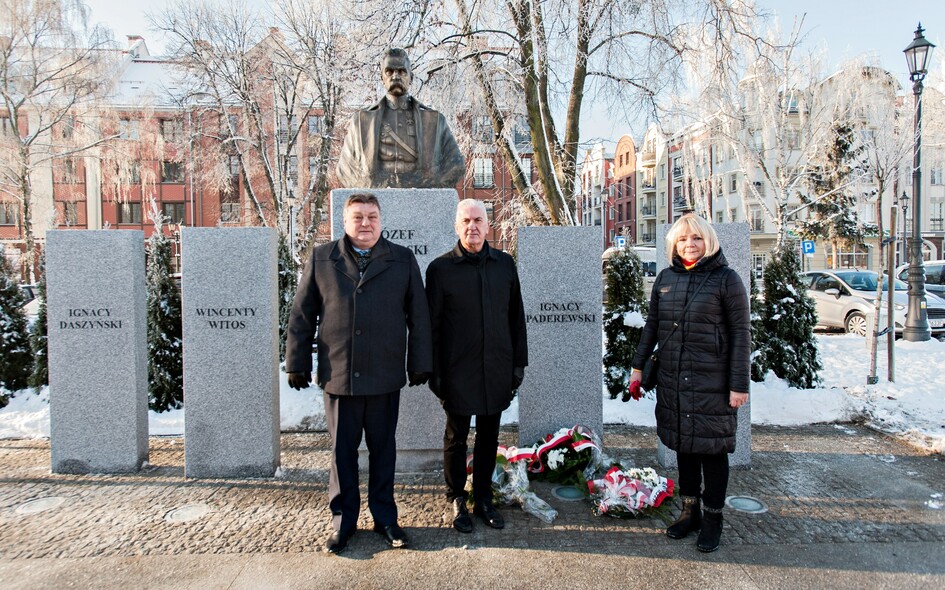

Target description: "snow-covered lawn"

left=2, top=335, right=943, bottom=453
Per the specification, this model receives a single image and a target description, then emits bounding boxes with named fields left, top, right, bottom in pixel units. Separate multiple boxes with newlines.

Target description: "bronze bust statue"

left=335, top=48, right=466, bottom=189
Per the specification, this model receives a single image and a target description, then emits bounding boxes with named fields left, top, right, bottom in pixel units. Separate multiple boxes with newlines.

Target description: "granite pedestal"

left=654, top=222, right=752, bottom=469
left=330, top=189, right=458, bottom=471
left=46, top=230, right=148, bottom=474
left=516, top=226, right=603, bottom=444
left=181, top=227, right=280, bottom=478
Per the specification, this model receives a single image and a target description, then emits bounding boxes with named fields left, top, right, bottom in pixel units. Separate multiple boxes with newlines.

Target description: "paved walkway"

left=1, top=424, right=943, bottom=589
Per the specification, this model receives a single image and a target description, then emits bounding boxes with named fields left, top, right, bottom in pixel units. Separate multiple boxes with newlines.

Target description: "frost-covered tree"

left=277, top=233, right=298, bottom=362
left=28, top=254, right=48, bottom=389
left=146, top=210, right=183, bottom=412
left=797, top=123, right=867, bottom=268
left=0, top=246, right=33, bottom=404
left=749, top=271, right=768, bottom=382
left=602, top=247, right=648, bottom=399
left=0, top=0, right=115, bottom=282
left=758, top=244, right=821, bottom=388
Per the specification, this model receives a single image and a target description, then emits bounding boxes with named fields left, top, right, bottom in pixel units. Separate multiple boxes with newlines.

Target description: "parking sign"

left=614, top=236, right=627, bottom=248
left=802, top=240, right=815, bottom=256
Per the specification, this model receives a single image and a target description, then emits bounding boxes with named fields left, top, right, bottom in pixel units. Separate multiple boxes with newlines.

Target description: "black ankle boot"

left=666, top=496, right=701, bottom=539
left=697, top=507, right=723, bottom=552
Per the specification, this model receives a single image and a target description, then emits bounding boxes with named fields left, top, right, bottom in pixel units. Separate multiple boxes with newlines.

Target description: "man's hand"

left=408, top=372, right=431, bottom=387
left=287, top=372, right=312, bottom=391
left=512, top=367, right=525, bottom=390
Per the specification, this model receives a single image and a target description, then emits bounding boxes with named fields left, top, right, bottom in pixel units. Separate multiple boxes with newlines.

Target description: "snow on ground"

left=2, top=335, right=943, bottom=453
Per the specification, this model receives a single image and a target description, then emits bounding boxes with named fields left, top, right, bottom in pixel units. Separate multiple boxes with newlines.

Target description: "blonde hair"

left=664, top=213, right=720, bottom=263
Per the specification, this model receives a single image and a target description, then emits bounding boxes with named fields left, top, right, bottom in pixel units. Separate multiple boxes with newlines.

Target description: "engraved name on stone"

left=194, top=306, right=258, bottom=329
left=380, top=228, right=428, bottom=255
left=526, top=301, right=597, bottom=324
left=59, top=308, right=122, bottom=329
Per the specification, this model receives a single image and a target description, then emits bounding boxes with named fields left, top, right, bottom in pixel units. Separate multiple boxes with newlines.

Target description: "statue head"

left=381, top=48, right=413, bottom=98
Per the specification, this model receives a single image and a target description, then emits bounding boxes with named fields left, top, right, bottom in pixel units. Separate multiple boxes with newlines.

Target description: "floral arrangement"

left=482, top=425, right=674, bottom=521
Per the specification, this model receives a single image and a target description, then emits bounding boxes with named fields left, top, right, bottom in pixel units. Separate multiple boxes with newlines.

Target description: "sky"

left=83, top=0, right=945, bottom=144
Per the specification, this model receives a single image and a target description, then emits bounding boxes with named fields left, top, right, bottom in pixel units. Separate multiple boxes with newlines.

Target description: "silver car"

left=801, top=270, right=945, bottom=337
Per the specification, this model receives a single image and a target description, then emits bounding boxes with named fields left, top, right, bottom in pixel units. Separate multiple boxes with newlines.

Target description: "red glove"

left=623, top=380, right=643, bottom=402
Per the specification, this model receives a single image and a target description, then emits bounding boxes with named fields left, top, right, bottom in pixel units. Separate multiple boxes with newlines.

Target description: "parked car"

left=800, top=270, right=945, bottom=337
left=896, top=260, right=945, bottom=297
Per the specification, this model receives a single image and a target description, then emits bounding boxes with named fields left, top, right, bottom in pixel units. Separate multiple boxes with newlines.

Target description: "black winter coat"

left=284, top=237, right=432, bottom=396
left=631, top=249, right=750, bottom=454
left=425, top=241, right=528, bottom=416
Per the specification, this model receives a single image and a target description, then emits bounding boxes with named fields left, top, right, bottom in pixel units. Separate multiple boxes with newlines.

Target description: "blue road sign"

left=802, top=240, right=815, bottom=255
left=614, top=236, right=627, bottom=248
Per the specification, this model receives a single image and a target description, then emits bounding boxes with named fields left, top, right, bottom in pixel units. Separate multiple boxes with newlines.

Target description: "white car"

left=801, top=270, right=945, bottom=337
left=895, top=260, right=945, bottom=298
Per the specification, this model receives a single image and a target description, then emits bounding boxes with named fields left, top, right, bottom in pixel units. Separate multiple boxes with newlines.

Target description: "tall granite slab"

left=182, top=227, right=280, bottom=478
left=517, top=227, right=603, bottom=444
left=330, top=189, right=458, bottom=471
left=655, top=221, right=752, bottom=469
left=46, top=230, right=148, bottom=474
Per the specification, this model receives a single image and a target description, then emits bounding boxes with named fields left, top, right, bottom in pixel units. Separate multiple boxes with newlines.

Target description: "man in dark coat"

left=285, top=193, right=432, bottom=554
left=425, top=199, right=528, bottom=533
left=335, top=48, right=465, bottom=189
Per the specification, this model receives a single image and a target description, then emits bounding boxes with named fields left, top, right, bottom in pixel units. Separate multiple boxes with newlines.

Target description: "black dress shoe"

left=373, top=523, right=409, bottom=548
left=473, top=501, right=505, bottom=529
left=325, top=529, right=354, bottom=554
left=451, top=498, right=473, bottom=533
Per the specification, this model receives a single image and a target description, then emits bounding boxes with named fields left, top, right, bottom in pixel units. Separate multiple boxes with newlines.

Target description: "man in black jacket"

left=426, top=199, right=528, bottom=533
left=285, top=193, right=432, bottom=554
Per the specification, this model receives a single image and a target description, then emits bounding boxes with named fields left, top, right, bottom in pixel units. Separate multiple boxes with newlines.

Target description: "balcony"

left=641, top=151, right=656, bottom=167
left=672, top=166, right=683, bottom=180
left=641, top=233, right=655, bottom=243
left=641, top=180, right=655, bottom=192
left=641, top=206, right=656, bottom=217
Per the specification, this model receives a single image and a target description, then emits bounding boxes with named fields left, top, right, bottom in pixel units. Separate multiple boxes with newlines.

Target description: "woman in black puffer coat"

left=629, top=214, right=750, bottom=553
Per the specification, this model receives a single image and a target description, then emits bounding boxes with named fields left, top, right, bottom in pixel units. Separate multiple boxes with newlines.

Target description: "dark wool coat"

left=425, top=242, right=528, bottom=416
left=284, top=237, right=432, bottom=396
left=631, top=249, right=751, bottom=455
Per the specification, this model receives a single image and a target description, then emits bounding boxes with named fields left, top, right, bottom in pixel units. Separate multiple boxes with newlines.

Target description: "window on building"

left=114, top=162, right=140, bottom=184
left=54, top=158, right=78, bottom=183
left=117, top=202, right=142, bottom=224
left=660, top=191, right=666, bottom=206
left=229, top=155, right=240, bottom=177
left=716, top=210, right=724, bottom=224
left=162, top=202, right=186, bottom=224
left=484, top=201, right=495, bottom=223
left=278, top=115, right=297, bottom=144
left=60, top=115, right=76, bottom=140
left=280, top=154, right=298, bottom=182
left=729, top=208, right=737, bottom=222
left=309, top=155, right=320, bottom=178
left=307, top=115, right=323, bottom=136
left=931, top=168, right=944, bottom=185
left=0, top=202, right=19, bottom=225
left=785, top=129, right=800, bottom=149
left=225, top=114, right=239, bottom=136
left=520, top=157, right=532, bottom=181
left=752, top=253, right=767, bottom=278
left=161, top=119, right=183, bottom=142
left=659, top=164, right=666, bottom=179
left=750, top=207, right=764, bottom=232
left=473, top=158, right=494, bottom=188
left=161, top=161, right=184, bottom=183
left=220, top=202, right=240, bottom=223
left=118, top=119, right=139, bottom=140
left=310, top=202, right=327, bottom=223
left=1, top=116, right=16, bottom=136
left=60, top=201, right=79, bottom=226
left=512, top=117, right=529, bottom=145
left=752, top=181, right=765, bottom=197
left=729, top=173, right=738, bottom=193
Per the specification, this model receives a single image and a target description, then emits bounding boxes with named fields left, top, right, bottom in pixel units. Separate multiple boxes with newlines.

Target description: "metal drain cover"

left=15, top=497, right=68, bottom=515
left=551, top=485, right=585, bottom=501
left=164, top=503, right=212, bottom=523
left=726, top=495, right=768, bottom=514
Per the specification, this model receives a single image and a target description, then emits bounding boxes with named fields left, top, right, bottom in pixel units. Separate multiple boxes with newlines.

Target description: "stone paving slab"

left=1, top=425, right=944, bottom=588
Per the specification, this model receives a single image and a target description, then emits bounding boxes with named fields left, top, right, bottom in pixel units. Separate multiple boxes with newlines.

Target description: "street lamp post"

left=903, top=24, right=935, bottom=342
left=899, top=191, right=909, bottom=267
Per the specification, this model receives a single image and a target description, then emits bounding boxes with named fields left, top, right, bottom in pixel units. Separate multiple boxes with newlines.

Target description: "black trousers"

left=443, top=411, right=502, bottom=503
left=677, top=452, right=729, bottom=510
left=324, top=391, right=400, bottom=533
